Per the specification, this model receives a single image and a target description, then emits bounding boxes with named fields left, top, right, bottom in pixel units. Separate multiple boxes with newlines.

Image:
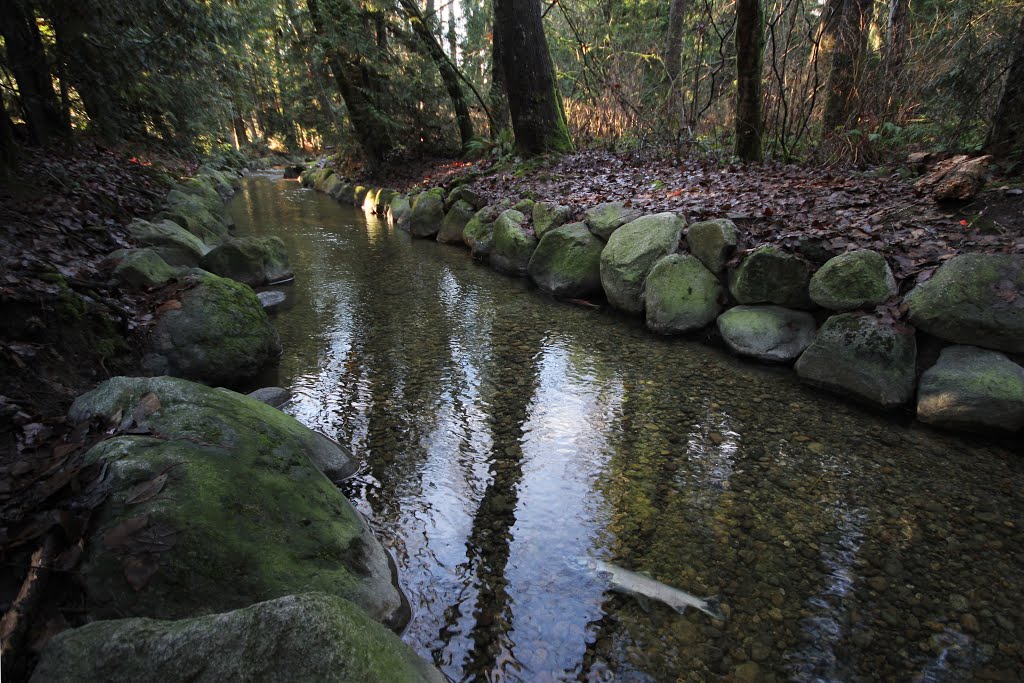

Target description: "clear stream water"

left=231, top=172, right=1023, bottom=682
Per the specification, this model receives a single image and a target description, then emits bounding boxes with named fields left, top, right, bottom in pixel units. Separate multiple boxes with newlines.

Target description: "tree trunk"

left=884, top=0, right=909, bottom=68
left=493, top=0, right=573, bottom=155
left=0, top=93, right=17, bottom=172
left=822, top=0, right=874, bottom=134
left=735, top=0, right=763, bottom=162
left=985, top=17, right=1024, bottom=163
left=664, top=0, right=689, bottom=83
left=488, top=3, right=512, bottom=138
left=233, top=116, right=250, bottom=146
left=0, top=0, right=64, bottom=145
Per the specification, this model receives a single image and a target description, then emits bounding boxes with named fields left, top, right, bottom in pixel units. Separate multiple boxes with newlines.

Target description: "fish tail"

left=700, top=595, right=725, bottom=621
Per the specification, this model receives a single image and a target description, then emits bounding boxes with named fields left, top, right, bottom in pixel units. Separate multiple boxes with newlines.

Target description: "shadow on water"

left=234, top=172, right=1024, bottom=683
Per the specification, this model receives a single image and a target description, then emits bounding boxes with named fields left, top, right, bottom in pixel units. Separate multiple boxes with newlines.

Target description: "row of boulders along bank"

left=36, top=164, right=446, bottom=680
left=302, top=166, right=1024, bottom=434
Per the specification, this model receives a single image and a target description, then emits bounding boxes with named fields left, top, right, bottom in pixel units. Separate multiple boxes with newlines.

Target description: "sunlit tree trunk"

left=735, top=0, right=763, bottom=161
left=985, top=17, right=1024, bottom=163
left=884, top=0, right=909, bottom=68
left=493, top=0, right=573, bottom=154
left=822, top=0, right=873, bottom=134
left=0, top=0, right=65, bottom=145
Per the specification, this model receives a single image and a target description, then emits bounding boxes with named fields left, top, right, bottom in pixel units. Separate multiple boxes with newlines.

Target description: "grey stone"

left=729, top=245, right=812, bottom=308
left=599, top=212, right=683, bottom=313
left=643, top=254, right=724, bottom=334
left=809, top=250, right=897, bottom=310
left=686, top=218, right=739, bottom=274
left=717, top=305, right=817, bottom=362
left=200, top=236, right=292, bottom=286
left=437, top=199, right=476, bottom=244
left=917, top=345, right=1024, bottom=431
left=584, top=202, right=643, bottom=240
left=490, top=209, right=537, bottom=276
left=532, top=202, right=572, bottom=238
left=527, top=222, right=603, bottom=298
left=246, top=386, right=291, bottom=407
left=409, top=188, right=445, bottom=238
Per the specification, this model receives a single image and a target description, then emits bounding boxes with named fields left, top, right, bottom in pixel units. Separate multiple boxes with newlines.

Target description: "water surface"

left=233, top=172, right=1023, bottom=682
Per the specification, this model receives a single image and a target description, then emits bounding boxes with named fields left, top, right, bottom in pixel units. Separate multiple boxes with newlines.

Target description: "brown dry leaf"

left=123, top=473, right=168, bottom=505
left=123, top=553, right=160, bottom=591
left=103, top=514, right=149, bottom=550
left=156, top=300, right=181, bottom=314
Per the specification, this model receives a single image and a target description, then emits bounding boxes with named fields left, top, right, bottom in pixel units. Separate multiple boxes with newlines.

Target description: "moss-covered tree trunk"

left=493, top=0, right=573, bottom=155
left=0, top=0, right=65, bottom=146
left=488, top=5, right=512, bottom=138
left=735, top=0, right=763, bottom=162
left=985, top=17, right=1024, bottom=164
left=822, top=0, right=874, bottom=134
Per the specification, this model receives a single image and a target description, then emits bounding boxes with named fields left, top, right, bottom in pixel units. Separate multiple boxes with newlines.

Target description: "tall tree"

left=488, top=4, right=512, bottom=137
left=884, top=0, right=910, bottom=69
left=985, top=16, right=1024, bottom=163
left=822, top=0, right=874, bottom=134
left=493, top=0, right=573, bottom=154
left=664, top=0, right=689, bottom=84
left=0, top=0, right=65, bottom=145
left=734, top=0, right=763, bottom=161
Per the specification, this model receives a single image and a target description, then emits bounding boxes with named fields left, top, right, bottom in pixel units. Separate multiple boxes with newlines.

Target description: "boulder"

left=795, top=313, right=917, bottom=408
left=437, top=200, right=476, bottom=245
left=686, top=218, right=738, bottom=274
left=584, top=201, right=643, bottom=240
left=141, top=272, right=281, bottom=385
left=353, top=185, right=370, bottom=206
left=532, top=202, right=572, bottom=238
left=728, top=245, right=812, bottom=308
left=490, top=209, right=537, bottom=276
left=527, top=222, right=603, bottom=298
left=463, top=204, right=505, bottom=250
left=159, top=197, right=229, bottom=246
left=111, top=249, right=178, bottom=290
left=31, top=594, right=444, bottom=683
left=716, top=305, right=817, bottom=362
left=470, top=233, right=494, bottom=262
left=445, top=185, right=485, bottom=211
left=178, top=178, right=223, bottom=212
left=914, top=154, right=991, bottom=202
left=512, top=198, right=535, bottom=214
left=126, top=219, right=209, bottom=267
left=809, top=250, right=897, bottom=310
left=321, top=174, right=343, bottom=200
left=599, top=212, right=683, bottom=314
left=362, top=188, right=380, bottom=212
left=200, top=236, right=292, bottom=286
left=333, top=182, right=355, bottom=204
left=314, top=170, right=336, bottom=192
left=375, top=189, right=398, bottom=215
left=643, top=254, right=724, bottom=334
left=916, top=345, right=1024, bottom=431
left=904, top=253, right=1024, bottom=353
left=66, top=377, right=401, bottom=623
left=386, top=195, right=411, bottom=224
left=247, top=386, right=291, bottom=407
left=198, top=170, right=234, bottom=199
left=257, top=290, right=287, bottom=311
left=409, top=188, right=446, bottom=238
left=283, top=165, right=304, bottom=179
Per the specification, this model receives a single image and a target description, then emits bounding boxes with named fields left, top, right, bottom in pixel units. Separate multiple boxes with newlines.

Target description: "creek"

left=231, top=171, right=1022, bottom=682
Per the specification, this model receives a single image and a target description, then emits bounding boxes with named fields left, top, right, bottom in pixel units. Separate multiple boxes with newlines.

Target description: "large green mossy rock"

left=643, top=254, right=723, bottom=334
left=200, top=236, right=292, bottom=286
left=322, top=174, right=344, bottom=199
left=142, top=272, right=280, bottom=385
left=686, top=219, right=738, bottom=274
left=197, top=169, right=234, bottom=199
left=159, top=199, right=229, bottom=246
left=462, top=204, right=505, bottom=250
left=387, top=195, right=411, bottom=224
left=728, top=245, right=812, bottom=308
left=532, top=202, right=572, bottom=239
left=795, top=313, right=917, bottom=408
left=333, top=181, right=355, bottom=204
left=490, top=209, right=537, bottom=276
left=445, top=185, right=484, bottom=211
left=584, top=201, right=642, bottom=240
left=409, top=188, right=445, bottom=238
left=314, top=170, right=337, bottom=192
left=67, top=377, right=402, bottom=626
left=362, top=188, right=380, bottom=212
left=31, top=593, right=443, bottom=683
left=809, top=250, right=897, bottom=310
left=716, top=305, right=816, bottom=363
left=916, top=345, right=1024, bottom=431
left=353, top=185, right=370, bottom=206
left=375, top=189, right=398, bottom=215
left=111, top=249, right=178, bottom=290
left=527, top=222, right=603, bottom=297
left=178, top=178, right=222, bottom=212
left=600, top=212, right=683, bottom=314
left=126, top=219, right=209, bottom=267
left=904, top=253, right=1024, bottom=353
left=437, top=200, right=476, bottom=245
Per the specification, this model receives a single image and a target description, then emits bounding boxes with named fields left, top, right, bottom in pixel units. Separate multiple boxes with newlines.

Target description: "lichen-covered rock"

left=445, top=185, right=485, bottom=211
left=375, top=189, right=398, bottom=215
left=158, top=196, right=229, bottom=246
left=111, top=249, right=178, bottom=290
left=353, top=185, right=370, bottom=207
left=178, top=178, right=222, bottom=212
left=600, top=212, right=683, bottom=314
left=31, top=593, right=444, bottom=683
left=462, top=204, right=505, bottom=249
left=716, top=305, right=817, bottom=362
left=916, top=345, right=1024, bottom=431
left=904, top=253, right=1024, bottom=353
left=728, top=245, right=812, bottom=308
left=527, top=222, right=603, bottom=297
left=437, top=199, right=476, bottom=244
left=141, top=272, right=281, bottom=385
left=386, top=195, right=411, bottom=224
left=247, top=386, right=291, bottom=407
left=532, top=202, right=572, bottom=238
left=491, top=209, right=537, bottom=276
left=323, top=174, right=344, bottom=200
left=512, top=198, right=535, bottom=214
left=333, top=181, right=355, bottom=204
left=795, top=313, right=917, bottom=408
left=409, top=188, right=446, bottom=238
left=126, top=219, right=209, bottom=267
left=362, top=188, right=380, bottom=212
left=809, top=250, right=897, bottom=310
left=643, top=254, right=723, bottom=334
left=66, top=377, right=403, bottom=624
left=584, top=201, right=643, bottom=240
left=686, top=219, right=738, bottom=274
left=200, top=236, right=292, bottom=286
left=315, top=170, right=337, bottom=192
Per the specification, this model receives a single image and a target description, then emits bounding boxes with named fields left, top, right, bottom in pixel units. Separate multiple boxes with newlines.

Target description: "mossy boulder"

left=490, top=209, right=537, bottom=276
left=643, top=254, right=724, bottom=334
left=904, top=253, right=1024, bottom=353
left=322, top=174, right=343, bottom=199
left=178, top=178, right=223, bottom=212
left=31, top=593, right=444, bottom=683
left=527, top=222, right=603, bottom=297
left=283, top=165, right=304, bottom=179
left=686, top=218, right=738, bottom=274
left=445, top=185, right=484, bottom=211
left=462, top=204, right=505, bottom=250
left=314, top=170, right=337, bottom=192
left=600, top=212, right=683, bottom=314
left=200, top=236, right=293, bottom=286
left=332, top=181, right=355, bottom=203
left=375, top=189, right=398, bottom=215
left=409, top=188, right=446, bottom=238
left=197, top=169, right=234, bottom=199
left=66, top=376, right=402, bottom=626
left=353, top=185, right=370, bottom=207
left=111, top=248, right=178, bottom=290
left=141, top=272, right=281, bottom=385
left=532, top=202, right=572, bottom=238
left=916, top=345, right=1024, bottom=431
left=716, top=305, right=817, bottom=362
left=126, top=219, right=209, bottom=267
left=387, top=195, right=411, bottom=225
left=437, top=199, right=476, bottom=245
left=795, top=313, right=917, bottom=408
left=512, top=198, right=535, bottom=214
left=729, top=245, right=812, bottom=308
left=584, top=201, right=643, bottom=240
left=809, top=250, right=897, bottom=310
left=159, top=196, right=229, bottom=246
left=362, top=188, right=380, bottom=212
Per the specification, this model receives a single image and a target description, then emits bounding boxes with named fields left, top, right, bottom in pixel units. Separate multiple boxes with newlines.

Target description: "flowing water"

left=232, top=172, right=1023, bottom=682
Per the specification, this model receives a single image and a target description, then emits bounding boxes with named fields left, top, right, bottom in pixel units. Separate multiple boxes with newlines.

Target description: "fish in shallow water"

left=589, top=559, right=724, bottom=620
